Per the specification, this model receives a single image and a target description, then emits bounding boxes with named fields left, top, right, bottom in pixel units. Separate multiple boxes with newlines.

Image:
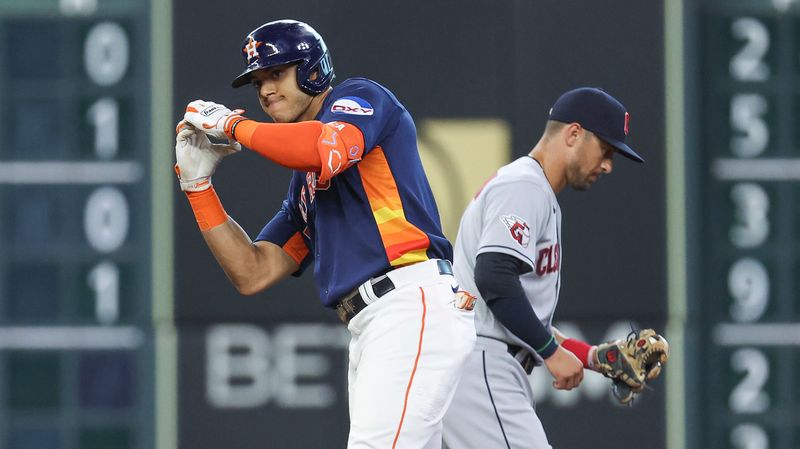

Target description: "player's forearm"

left=203, top=220, right=268, bottom=294
left=475, top=252, right=559, bottom=358
left=231, top=119, right=323, bottom=170
left=231, top=119, right=366, bottom=184
left=183, top=187, right=294, bottom=295
left=485, top=294, right=559, bottom=358
left=202, top=220, right=295, bottom=295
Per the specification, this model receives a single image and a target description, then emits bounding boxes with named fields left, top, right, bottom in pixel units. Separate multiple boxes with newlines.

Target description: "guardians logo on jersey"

left=500, top=214, right=530, bottom=248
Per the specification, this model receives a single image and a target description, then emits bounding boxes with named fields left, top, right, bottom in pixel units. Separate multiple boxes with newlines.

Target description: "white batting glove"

left=174, top=124, right=241, bottom=192
left=183, top=99, right=245, bottom=141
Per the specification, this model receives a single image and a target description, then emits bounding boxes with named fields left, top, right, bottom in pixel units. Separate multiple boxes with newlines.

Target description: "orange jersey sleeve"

left=232, top=119, right=365, bottom=180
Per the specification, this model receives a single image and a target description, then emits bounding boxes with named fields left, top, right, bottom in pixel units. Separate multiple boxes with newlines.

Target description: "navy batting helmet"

left=231, top=19, right=334, bottom=95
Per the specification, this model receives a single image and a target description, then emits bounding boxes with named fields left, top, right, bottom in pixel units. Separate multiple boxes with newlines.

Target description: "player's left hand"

left=593, top=328, right=669, bottom=405
left=183, top=99, right=246, bottom=141
left=174, top=124, right=241, bottom=191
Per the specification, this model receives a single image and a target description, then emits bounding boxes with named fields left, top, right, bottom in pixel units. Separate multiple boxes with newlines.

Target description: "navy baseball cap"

left=548, top=87, right=644, bottom=163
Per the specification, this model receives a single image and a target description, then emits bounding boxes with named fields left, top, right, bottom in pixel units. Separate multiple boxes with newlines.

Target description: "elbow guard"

left=317, top=121, right=365, bottom=185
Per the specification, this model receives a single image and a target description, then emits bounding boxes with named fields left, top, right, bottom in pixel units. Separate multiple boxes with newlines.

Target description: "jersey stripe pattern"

left=358, top=147, right=431, bottom=267
left=256, top=78, right=451, bottom=307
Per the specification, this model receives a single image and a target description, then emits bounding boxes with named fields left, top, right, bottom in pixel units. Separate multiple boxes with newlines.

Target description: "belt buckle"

left=521, top=355, right=535, bottom=375
left=336, top=293, right=357, bottom=323
left=508, top=344, right=535, bottom=375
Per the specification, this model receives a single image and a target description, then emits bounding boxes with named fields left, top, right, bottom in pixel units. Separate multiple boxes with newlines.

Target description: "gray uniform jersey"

left=443, top=156, right=562, bottom=449
left=453, top=156, right=562, bottom=362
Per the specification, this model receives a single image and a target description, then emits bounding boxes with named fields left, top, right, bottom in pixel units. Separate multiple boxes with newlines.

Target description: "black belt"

left=336, top=260, right=453, bottom=324
left=507, top=343, right=536, bottom=375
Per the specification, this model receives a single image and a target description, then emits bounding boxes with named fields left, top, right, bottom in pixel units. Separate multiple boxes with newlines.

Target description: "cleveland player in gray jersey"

left=442, top=87, right=645, bottom=449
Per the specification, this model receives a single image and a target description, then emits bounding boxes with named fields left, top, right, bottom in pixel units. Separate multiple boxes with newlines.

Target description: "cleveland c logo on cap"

left=624, top=112, right=630, bottom=136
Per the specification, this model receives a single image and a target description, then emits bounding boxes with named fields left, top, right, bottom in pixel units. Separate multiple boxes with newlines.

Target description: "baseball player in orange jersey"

left=442, top=88, right=645, bottom=448
left=174, top=20, right=476, bottom=448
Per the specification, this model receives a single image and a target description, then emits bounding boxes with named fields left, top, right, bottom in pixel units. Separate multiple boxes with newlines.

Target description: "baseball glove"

left=593, top=328, right=669, bottom=405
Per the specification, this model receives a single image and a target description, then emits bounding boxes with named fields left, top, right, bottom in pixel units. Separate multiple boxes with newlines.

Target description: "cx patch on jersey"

left=500, top=214, right=531, bottom=248
left=331, top=96, right=374, bottom=115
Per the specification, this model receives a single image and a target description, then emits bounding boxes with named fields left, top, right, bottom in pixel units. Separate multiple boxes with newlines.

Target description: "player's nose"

left=258, top=80, right=276, bottom=97
left=601, top=158, right=613, bottom=174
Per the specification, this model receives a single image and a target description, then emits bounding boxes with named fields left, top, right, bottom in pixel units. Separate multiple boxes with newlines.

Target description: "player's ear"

left=564, top=122, right=582, bottom=147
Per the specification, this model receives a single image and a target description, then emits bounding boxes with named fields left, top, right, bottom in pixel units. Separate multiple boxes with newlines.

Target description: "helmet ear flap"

left=296, top=50, right=334, bottom=95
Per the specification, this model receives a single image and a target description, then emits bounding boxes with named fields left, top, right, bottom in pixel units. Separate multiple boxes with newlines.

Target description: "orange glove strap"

left=185, top=186, right=228, bottom=231
left=232, top=120, right=323, bottom=171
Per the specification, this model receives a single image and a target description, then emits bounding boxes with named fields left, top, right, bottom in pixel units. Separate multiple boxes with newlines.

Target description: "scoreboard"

left=686, top=0, right=800, bottom=448
left=0, top=0, right=171, bottom=448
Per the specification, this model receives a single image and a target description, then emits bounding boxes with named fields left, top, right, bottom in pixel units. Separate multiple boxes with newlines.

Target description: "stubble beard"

left=566, top=163, right=592, bottom=191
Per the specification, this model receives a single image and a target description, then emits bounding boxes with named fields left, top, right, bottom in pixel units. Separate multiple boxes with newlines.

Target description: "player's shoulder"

left=335, top=77, right=390, bottom=92
left=331, top=78, right=402, bottom=104
left=319, top=78, right=405, bottom=124
left=485, top=157, right=553, bottom=199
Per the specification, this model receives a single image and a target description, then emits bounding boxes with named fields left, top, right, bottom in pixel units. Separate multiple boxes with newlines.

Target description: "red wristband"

left=562, top=338, right=593, bottom=369
left=185, top=187, right=227, bottom=231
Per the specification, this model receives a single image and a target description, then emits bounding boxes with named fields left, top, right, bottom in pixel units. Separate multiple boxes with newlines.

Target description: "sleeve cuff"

left=535, top=335, right=559, bottom=359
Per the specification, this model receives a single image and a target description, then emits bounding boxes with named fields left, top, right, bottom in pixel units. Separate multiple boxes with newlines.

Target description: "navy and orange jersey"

left=256, top=78, right=452, bottom=307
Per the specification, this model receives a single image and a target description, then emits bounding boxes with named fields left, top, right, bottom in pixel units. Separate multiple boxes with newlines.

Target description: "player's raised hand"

left=183, top=100, right=246, bottom=141
left=544, top=346, right=584, bottom=390
left=174, top=125, right=241, bottom=192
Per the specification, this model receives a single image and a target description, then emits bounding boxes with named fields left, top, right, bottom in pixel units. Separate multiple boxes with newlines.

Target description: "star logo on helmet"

left=244, top=36, right=262, bottom=62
